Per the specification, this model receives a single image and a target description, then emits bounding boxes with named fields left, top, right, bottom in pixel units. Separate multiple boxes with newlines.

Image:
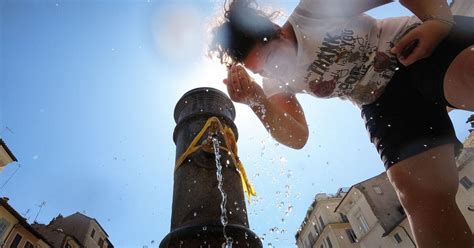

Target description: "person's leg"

left=387, top=144, right=473, bottom=247
left=444, top=45, right=474, bottom=111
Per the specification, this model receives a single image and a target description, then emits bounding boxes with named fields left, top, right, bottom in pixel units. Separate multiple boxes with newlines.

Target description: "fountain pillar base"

left=159, top=224, right=262, bottom=248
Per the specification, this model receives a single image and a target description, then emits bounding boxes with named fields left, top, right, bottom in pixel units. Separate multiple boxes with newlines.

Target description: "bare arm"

left=224, top=65, right=309, bottom=149
left=391, top=0, right=454, bottom=66
left=250, top=93, right=309, bottom=149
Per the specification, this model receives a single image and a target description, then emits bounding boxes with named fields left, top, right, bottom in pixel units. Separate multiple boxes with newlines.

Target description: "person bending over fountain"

left=209, top=0, right=474, bottom=247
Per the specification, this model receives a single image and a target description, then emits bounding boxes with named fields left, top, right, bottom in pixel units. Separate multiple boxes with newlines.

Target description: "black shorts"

left=361, top=15, right=474, bottom=170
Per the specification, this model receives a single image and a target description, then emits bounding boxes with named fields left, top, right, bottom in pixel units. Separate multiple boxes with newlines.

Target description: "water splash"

left=212, top=136, right=233, bottom=248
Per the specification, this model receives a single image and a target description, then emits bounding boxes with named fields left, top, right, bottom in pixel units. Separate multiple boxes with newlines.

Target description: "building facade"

left=296, top=190, right=360, bottom=248
left=456, top=128, right=474, bottom=232
left=32, top=224, right=82, bottom=248
left=0, top=139, right=17, bottom=171
left=46, top=213, right=113, bottom=248
left=451, top=0, right=474, bottom=16
left=296, top=116, right=474, bottom=248
left=335, top=173, right=416, bottom=248
left=0, top=197, right=51, bottom=248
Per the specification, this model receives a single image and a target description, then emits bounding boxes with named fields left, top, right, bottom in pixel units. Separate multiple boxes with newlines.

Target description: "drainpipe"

left=160, top=88, right=262, bottom=248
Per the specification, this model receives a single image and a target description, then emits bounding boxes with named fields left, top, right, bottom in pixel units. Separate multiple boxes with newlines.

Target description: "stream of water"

left=212, top=136, right=233, bottom=248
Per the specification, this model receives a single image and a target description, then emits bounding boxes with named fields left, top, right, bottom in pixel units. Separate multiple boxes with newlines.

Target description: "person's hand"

left=391, top=20, right=452, bottom=66
left=223, top=64, right=265, bottom=105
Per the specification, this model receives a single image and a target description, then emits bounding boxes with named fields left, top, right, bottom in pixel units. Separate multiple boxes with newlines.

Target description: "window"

left=98, top=238, right=104, bottom=248
left=307, top=232, right=316, bottom=247
left=91, top=228, right=96, bottom=238
left=313, top=221, right=320, bottom=235
left=318, top=216, right=325, bottom=229
left=10, top=234, right=22, bottom=248
left=394, top=233, right=402, bottom=243
left=372, top=185, right=383, bottom=194
left=0, top=218, right=11, bottom=238
left=304, top=238, right=311, bottom=248
left=339, top=213, right=349, bottom=223
left=326, top=237, right=333, bottom=248
left=460, top=176, right=473, bottom=190
left=357, top=215, right=369, bottom=233
left=345, top=229, right=357, bottom=243
left=23, top=241, right=33, bottom=248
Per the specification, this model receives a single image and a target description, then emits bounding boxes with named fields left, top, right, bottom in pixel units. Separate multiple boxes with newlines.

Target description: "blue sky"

left=0, top=0, right=471, bottom=247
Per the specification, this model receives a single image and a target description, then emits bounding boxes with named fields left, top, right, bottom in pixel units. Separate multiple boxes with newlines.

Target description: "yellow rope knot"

left=175, top=117, right=256, bottom=200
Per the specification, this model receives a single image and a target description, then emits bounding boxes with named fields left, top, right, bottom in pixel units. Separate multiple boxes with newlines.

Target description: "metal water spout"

left=160, top=88, right=262, bottom=248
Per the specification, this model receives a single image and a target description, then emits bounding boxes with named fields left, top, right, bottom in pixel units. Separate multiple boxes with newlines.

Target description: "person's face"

left=242, top=35, right=298, bottom=79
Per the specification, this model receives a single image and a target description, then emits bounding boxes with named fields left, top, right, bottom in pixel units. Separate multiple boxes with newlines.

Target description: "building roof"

left=48, top=212, right=111, bottom=247
left=295, top=189, right=348, bottom=240
left=335, top=172, right=406, bottom=235
left=32, top=223, right=83, bottom=248
left=0, top=139, right=18, bottom=165
left=0, top=197, right=52, bottom=247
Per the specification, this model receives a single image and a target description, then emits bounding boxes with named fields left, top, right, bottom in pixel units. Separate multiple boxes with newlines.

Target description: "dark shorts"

left=361, top=15, right=474, bottom=170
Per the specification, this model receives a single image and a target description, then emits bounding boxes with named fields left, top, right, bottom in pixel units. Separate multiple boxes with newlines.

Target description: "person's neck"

left=282, top=22, right=298, bottom=51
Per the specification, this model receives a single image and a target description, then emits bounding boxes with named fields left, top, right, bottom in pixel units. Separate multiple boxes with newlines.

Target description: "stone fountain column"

left=160, top=88, right=262, bottom=248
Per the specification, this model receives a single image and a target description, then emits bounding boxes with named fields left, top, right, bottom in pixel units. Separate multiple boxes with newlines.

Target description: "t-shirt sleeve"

left=294, top=0, right=344, bottom=18
left=294, top=0, right=393, bottom=19
left=262, top=78, right=295, bottom=98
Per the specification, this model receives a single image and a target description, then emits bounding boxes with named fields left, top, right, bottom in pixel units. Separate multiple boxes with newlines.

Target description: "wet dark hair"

left=209, top=0, right=280, bottom=67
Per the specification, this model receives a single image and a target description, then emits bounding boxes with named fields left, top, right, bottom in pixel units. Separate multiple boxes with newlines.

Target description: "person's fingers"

left=391, top=30, right=418, bottom=56
left=238, top=66, right=253, bottom=90
left=235, top=67, right=247, bottom=92
left=229, top=67, right=242, bottom=100
left=399, top=41, right=426, bottom=66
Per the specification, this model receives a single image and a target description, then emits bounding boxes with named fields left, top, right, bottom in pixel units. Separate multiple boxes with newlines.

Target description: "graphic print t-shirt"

left=262, top=0, right=420, bottom=107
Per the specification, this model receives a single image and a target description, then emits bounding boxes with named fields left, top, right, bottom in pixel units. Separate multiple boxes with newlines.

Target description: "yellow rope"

left=175, top=117, right=256, bottom=200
